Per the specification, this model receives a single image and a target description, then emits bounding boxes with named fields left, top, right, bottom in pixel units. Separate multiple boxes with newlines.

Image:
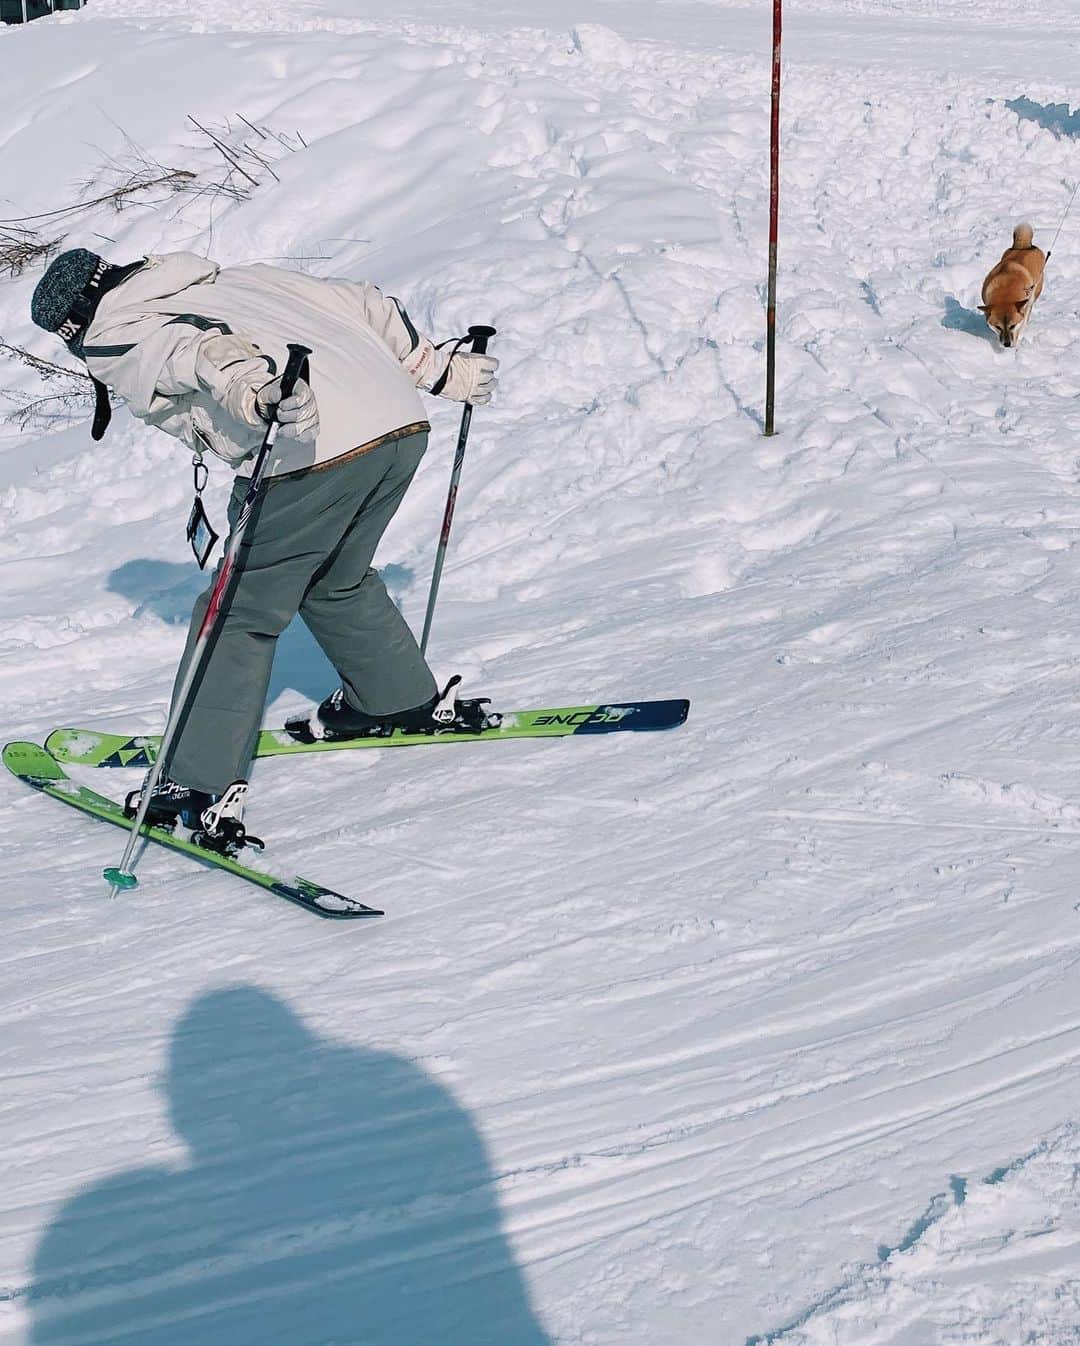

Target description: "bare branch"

left=0, top=229, right=62, bottom=278
left=187, top=115, right=261, bottom=188
left=0, top=340, right=93, bottom=385
left=236, top=113, right=268, bottom=141
left=0, top=341, right=98, bottom=430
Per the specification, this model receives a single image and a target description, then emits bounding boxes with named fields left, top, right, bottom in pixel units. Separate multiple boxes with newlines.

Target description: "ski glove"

left=438, top=352, right=499, bottom=406
left=257, top=376, right=320, bottom=443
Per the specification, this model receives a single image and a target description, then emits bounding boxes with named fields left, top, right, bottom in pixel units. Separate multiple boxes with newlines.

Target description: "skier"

left=30, top=249, right=498, bottom=848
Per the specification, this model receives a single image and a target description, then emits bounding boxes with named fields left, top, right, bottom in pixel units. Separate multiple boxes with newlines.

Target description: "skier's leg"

left=166, top=493, right=315, bottom=794
left=167, top=452, right=407, bottom=792
left=300, top=431, right=437, bottom=717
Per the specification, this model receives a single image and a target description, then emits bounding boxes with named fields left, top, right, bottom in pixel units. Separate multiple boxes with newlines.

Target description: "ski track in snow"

left=2, top=2, right=1080, bottom=1344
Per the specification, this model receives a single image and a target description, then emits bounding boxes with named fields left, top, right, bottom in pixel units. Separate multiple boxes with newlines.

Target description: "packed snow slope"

left=3, top=2, right=1080, bottom=1343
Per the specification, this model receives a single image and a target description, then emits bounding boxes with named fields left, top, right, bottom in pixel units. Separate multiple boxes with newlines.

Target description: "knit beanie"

left=31, top=248, right=107, bottom=343
left=30, top=248, right=127, bottom=441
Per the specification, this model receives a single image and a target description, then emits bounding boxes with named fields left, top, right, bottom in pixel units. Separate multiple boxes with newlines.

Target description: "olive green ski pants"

left=167, top=430, right=437, bottom=794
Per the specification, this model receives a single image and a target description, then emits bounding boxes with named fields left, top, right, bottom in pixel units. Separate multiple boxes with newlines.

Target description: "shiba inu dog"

left=979, top=223, right=1046, bottom=347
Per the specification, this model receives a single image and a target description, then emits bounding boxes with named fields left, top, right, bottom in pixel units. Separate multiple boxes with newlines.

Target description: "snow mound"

left=570, top=23, right=638, bottom=68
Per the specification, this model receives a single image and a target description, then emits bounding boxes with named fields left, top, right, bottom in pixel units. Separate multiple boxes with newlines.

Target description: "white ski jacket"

left=81, top=253, right=462, bottom=477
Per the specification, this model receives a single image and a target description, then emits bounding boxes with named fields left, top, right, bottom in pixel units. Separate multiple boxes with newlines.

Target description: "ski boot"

left=124, top=776, right=264, bottom=856
left=285, top=676, right=501, bottom=744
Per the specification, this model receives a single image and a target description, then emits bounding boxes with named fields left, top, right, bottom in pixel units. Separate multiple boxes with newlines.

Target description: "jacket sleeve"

left=83, top=317, right=273, bottom=430
left=336, top=281, right=456, bottom=393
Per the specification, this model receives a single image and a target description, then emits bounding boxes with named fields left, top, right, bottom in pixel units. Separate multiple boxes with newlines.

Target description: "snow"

left=2, top=1, right=1080, bottom=1343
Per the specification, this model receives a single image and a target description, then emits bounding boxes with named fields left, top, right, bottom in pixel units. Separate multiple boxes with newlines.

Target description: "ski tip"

left=3, top=739, right=66, bottom=782
left=103, top=867, right=138, bottom=891
left=576, top=699, right=692, bottom=734
left=283, top=877, right=384, bottom=918
left=44, top=727, right=73, bottom=754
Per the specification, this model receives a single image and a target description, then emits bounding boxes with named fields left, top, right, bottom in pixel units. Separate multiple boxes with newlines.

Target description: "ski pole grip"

left=280, top=343, right=313, bottom=402
left=467, top=325, right=497, bottom=355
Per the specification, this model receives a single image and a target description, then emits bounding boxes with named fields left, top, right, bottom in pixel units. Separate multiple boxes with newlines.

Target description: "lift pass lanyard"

left=186, top=454, right=220, bottom=570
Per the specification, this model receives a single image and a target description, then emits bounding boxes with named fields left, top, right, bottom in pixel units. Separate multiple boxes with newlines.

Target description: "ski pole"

left=103, top=342, right=313, bottom=894
left=420, top=324, right=496, bottom=656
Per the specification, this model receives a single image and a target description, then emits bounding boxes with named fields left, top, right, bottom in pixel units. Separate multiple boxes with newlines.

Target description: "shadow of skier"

left=106, top=559, right=417, bottom=707
left=29, top=986, right=552, bottom=1346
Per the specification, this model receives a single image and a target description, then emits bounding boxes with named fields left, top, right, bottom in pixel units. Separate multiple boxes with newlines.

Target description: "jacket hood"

left=99, top=252, right=220, bottom=314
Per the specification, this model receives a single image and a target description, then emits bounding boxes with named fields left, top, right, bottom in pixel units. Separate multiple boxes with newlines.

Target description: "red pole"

left=764, top=0, right=782, bottom=436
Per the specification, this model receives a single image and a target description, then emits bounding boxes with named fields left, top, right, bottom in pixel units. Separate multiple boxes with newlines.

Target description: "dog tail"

left=1013, top=221, right=1035, bottom=248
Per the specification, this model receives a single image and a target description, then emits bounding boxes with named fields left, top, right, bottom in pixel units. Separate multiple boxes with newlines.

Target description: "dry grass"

left=0, top=114, right=307, bottom=430
left=185, top=114, right=307, bottom=200
left=0, top=340, right=98, bottom=430
left=0, top=115, right=305, bottom=244
left=0, top=228, right=61, bottom=278
left=74, top=139, right=200, bottom=217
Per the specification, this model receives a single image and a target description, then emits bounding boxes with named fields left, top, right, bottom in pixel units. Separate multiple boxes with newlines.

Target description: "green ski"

left=3, top=741, right=381, bottom=920
left=45, top=699, right=690, bottom=768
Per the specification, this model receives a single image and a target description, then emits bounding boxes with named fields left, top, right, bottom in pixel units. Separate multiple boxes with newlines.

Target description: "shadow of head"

left=166, top=986, right=319, bottom=1159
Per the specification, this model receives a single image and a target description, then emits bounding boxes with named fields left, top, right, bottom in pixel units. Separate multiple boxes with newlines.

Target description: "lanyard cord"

left=429, top=334, right=471, bottom=398
left=1046, top=178, right=1080, bottom=266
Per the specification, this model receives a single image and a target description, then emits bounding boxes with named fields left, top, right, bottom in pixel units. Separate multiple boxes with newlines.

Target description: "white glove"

left=257, top=376, right=320, bottom=443
left=438, top=352, right=499, bottom=405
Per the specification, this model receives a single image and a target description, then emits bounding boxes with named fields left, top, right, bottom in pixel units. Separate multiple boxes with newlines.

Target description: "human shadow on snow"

left=29, top=986, right=552, bottom=1346
left=107, top=559, right=415, bottom=705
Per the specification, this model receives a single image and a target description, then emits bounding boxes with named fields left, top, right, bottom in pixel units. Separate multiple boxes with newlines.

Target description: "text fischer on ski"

left=31, top=248, right=500, bottom=848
